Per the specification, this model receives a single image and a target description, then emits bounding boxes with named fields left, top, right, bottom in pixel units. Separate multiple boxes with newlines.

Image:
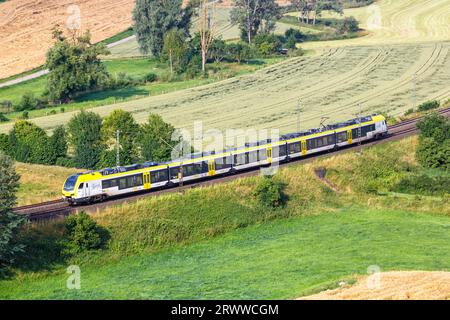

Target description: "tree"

left=100, top=110, right=139, bottom=167
left=198, top=0, right=217, bottom=72
left=67, top=111, right=104, bottom=169
left=416, top=113, right=450, bottom=170
left=139, top=114, right=177, bottom=162
left=209, top=39, right=227, bottom=63
left=61, top=211, right=109, bottom=255
left=46, top=26, right=110, bottom=102
left=227, top=43, right=252, bottom=63
left=162, top=29, right=189, bottom=75
left=8, top=121, right=54, bottom=164
left=337, top=16, right=359, bottom=33
left=49, top=125, right=68, bottom=162
left=0, top=153, right=24, bottom=274
left=133, top=0, right=194, bottom=57
left=230, top=0, right=281, bottom=44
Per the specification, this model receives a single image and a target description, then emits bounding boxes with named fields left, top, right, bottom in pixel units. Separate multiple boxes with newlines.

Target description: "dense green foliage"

left=139, top=113, right=177, bottom=162
left=254, top=176, right=286, bottom=208
left=60, top=212, right=109, bottom=256
left=100, top=110, right=140, bottom=167
left=417, top=100, right=440, bottom=112
left=394, top=174, right=450, bottom=196
left=416, top=113, right=450, bottom=170
left=0, top=153, right=24, bottom=275
left=46, top=28, right=111, bottom=102
left=133, top=0, right=194, bottom=57
left=230, top=0, right=282, bottom=44
left=67, top=111, right=104, bottom=169
left=162, top=29, right=190, bottom=74
left=8, top=121, right=55, bottom=164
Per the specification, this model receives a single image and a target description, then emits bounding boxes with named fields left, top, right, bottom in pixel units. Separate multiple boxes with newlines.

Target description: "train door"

left=77, top=182, right=88, bottom=198
left=208, top=160, right=216, bottom=176
left=347, top=130, right=352, bottom=144
left=267, top=147, right=272, bottom=164
left=143, top=172, right=151, bottom=190
left=301, top=140, right=307, bottom=155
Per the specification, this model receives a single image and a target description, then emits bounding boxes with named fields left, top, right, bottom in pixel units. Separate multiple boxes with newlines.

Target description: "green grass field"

left=1, top=208, right=449, bottom=299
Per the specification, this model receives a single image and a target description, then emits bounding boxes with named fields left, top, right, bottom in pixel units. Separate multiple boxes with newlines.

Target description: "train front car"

left=62, top=173, right=81, bottom=204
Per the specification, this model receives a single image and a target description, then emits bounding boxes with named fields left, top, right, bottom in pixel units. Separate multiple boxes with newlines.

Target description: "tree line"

left=0, top=110, right=181, bottom=170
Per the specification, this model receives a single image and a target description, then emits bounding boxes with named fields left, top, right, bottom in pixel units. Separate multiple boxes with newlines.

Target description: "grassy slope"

left=2, top=136, right=449, bottom=299
left=2, top=208, right=449, bottom=299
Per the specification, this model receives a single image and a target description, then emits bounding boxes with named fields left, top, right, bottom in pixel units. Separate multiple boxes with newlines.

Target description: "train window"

left=248, top=151, right=259, bottom=163
left=78, top=183, right=84, bottom=190
left=126, top=176, right=134, bottom=188
left=151, top=169, right=169, bottom=183
left=215, top=156, right=232, bottom=170
left=183, top=163, right=204, bottom=177
left=119, top=178, right=127, bottom=190
left=288, top=142, right=301, bottom=154
left=170, top=166, right=181, bottom=180
left=234, top=153, right=248, bottom=166
left=135, top=174, right=143, bottom=186
left=258, top=149, right=268, bottom=161
left=337, top=131, right=347, bottom=143
left=102, top=180, right=111, bottom=189
left=272, top=145, right=287, bottom=157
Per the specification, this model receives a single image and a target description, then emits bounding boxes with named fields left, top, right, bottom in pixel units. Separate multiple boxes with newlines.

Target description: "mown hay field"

left=297, top=0, right=450, bottom=50
left=2, top=41, right=449, bottom=136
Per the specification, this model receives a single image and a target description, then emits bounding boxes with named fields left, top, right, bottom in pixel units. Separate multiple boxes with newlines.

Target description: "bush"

left=404, top=108, right=415, bottom=116
left=416, top=137, right=450, bottom=170
left=21, top=111, right=29, bottom=119
left=254, top=177, right=286, bottom=208
left=61, top=212, right=109, bottom=255
left=143, top=72, right=158, bottom=83
left=393, top=174, right=450, bottom=196
left=55, top=157, right=77, bottom=168
left=417, top=100, right=440, bottom=112
left=15, top=92, right=37, bottom=111
left=226, top=42, right=253, bottom=63
left=336, top=17, right=359, bottom=34
left=253, top=34, right=283, bottom=56
left=0, top=113, right=8, bottom=122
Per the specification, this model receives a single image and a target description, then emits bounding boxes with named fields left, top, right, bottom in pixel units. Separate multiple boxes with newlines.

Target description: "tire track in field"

left=291, top=42, right=449, bottom=126
left=210, top=46, right=388, bottom=128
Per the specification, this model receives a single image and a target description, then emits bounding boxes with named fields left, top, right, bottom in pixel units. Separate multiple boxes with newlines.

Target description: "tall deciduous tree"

left=100, top=110, right=139, bottom=167
left=230, top=0, right=281, bottom=44
left=133, top=0, right=194, bottom=57
left=49, top=125, right=68, bottom=162
left=67, top=111, right=104, bottom=169
left=139, top=114, right=177, bottom=162
left=46, top=26, right=110, bottom=103
left=8, top=121, right=54, bottom=165
left=198, top=0, right=216, bottom=73
left=0, top=153, right=24, bottom=274
left=162, top=29, right=189, bottom=75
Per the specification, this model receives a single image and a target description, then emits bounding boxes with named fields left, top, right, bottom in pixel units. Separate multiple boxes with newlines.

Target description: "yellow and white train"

left=62, top=114, right=388, bottom=204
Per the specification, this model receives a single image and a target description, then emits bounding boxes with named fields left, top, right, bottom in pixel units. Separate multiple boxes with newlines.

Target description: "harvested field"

left=2, top=42, right=449, bottom=136
left=299, top=0, right=450, bottom=50
left=300, top=271, right=450, bottom=300
left=0, top=0, right=135, bottom=79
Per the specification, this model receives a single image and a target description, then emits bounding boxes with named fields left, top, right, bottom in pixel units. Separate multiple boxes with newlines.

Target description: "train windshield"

left=64, top=174, right=80, bottom=191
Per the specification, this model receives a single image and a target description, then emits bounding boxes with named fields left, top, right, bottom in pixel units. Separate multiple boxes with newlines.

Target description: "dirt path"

left=0, top=0, right=135, bottom=79
left=299, top=271, right=450, bottom=300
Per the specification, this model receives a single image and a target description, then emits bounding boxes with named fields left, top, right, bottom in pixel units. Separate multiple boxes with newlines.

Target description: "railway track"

left=14, top=108, right=450, bottom=222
